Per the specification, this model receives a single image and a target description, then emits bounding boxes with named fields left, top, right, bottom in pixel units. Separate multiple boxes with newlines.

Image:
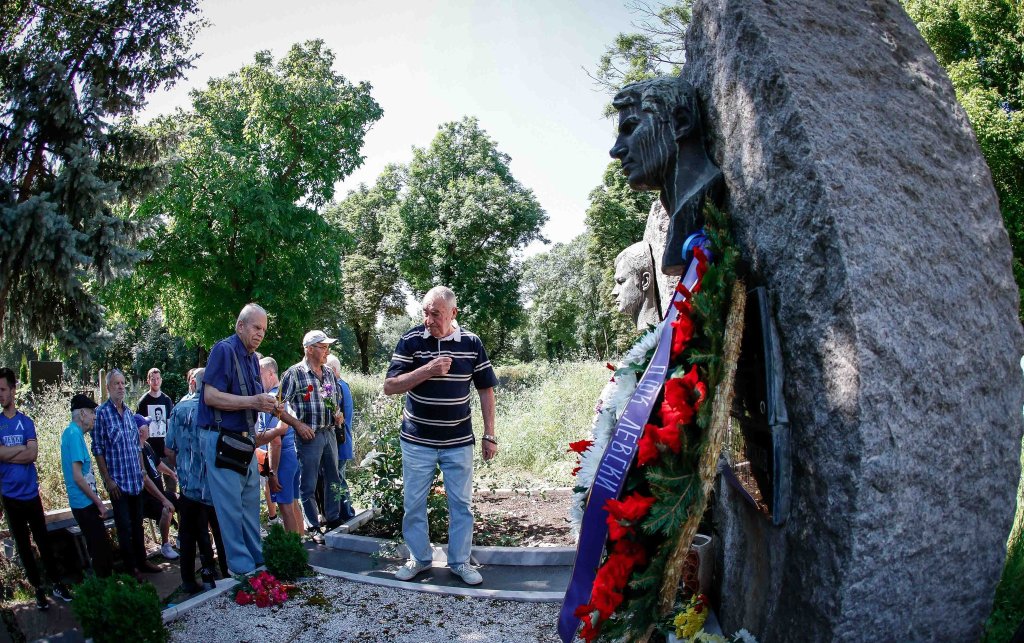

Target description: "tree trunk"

left=356, top=326, right=370, bottom=374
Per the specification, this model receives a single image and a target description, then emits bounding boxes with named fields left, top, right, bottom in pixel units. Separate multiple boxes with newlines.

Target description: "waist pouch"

left=214, top=430, right=255, bottom=475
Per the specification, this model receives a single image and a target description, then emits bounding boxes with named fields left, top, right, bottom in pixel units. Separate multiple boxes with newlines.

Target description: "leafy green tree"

left=522, top=234, right=622, bottom=360
left=903, top=0, right=1024, bottom=316
left=107, top=40, right=383, bottom=359
left=395, top=117, right=547, bottom=357
left=589, top=1, right=691, bottom=110
left=0, top=0, right=204, bottom=351
left=328, top=165, right=405, bottom=374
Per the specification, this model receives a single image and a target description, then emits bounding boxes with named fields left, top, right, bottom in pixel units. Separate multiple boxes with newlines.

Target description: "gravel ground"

left=168, top=575, right=562, bottom=642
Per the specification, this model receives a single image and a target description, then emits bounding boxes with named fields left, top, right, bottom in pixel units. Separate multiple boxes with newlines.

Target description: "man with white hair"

left=384, top=286, right=498, bottom=585
left=61, top=393, right=113, bottom=577
left=198, top=303, right=310, bottom=574
left=93, top=368, right=163, bottom=581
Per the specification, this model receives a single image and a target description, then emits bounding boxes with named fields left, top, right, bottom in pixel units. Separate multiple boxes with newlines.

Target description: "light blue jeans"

left=401, top=441, right=474, bottom=566
left=202, top=429, right=262, bottom=574
left=297, top=429, right=341, bottom=528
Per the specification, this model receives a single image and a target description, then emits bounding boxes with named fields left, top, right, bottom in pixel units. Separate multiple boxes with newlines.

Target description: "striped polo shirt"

left=387, top=322, right=498, bottom=449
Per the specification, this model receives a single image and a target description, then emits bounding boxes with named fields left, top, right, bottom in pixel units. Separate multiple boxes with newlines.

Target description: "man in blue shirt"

left=384, top=286, right=499, bottom=586
left=326, top=354, right=355, bottom=521
left=61, top=394, right=113, bottom=578
left=199, top=303, right=310, bottom=574
left=0, top=367, right=73, bottom=609
left=166, top=368, right=219, bottom=593
left=93, top=368, right=165, bottom=581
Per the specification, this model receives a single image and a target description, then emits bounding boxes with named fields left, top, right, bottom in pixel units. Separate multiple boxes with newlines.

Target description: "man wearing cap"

left=198, top=304, right=310, bottom=574
left=61, top=394, right=114, bottom=578
left=0, top=367, right=74, bottom=609
left=279, top=330, right=345, bottom=540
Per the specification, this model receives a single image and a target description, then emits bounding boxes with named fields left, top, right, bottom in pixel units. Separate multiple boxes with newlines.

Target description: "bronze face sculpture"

left=610, top=75, right=722, bottom=275
left=612, top=241, right=662, bottom=330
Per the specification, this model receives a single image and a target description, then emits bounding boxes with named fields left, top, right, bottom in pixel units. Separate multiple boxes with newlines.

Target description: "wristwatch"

left=481, top=434, right=498, bottom=445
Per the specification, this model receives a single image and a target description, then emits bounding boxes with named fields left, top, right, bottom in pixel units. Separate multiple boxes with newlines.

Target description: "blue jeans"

left=400, top=441, right=474, bottom=566
left=297, top=429, right=341, bottom=527
left=202, top=429, right=262, bottom=574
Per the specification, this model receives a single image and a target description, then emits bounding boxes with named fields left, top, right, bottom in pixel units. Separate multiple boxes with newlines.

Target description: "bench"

left=44, top=504, right=114, bottom=572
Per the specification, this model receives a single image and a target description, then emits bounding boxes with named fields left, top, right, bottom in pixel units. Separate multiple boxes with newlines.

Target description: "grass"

left=344, top=361, right=608, bottom=489
left=984, top=437, right=1024, bottom=642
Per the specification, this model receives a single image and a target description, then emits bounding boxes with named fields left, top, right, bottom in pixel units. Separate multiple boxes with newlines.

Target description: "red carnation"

left=568, top=439, right=594, bottom=454
left=235, top=590, right=252, bottom=606
left=254, top=591, right=271, bottom=608
left=671, top=307, right=695, bottom=359
left=570, top=466, right=581, bottom=477
left=605, top=492, right=656, bottom=523
left=637, top=426, right=660, bottom=467
left=694, top=381, right=708, bottom=410
left=606, top=362, right=616, bottom=371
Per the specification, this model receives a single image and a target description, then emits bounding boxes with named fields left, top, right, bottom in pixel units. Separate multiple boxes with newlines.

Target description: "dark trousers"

left=110, top=492, right=146, bottom=572
left=177, top=495, right=215, bottom=584
left=206, top=504, right=229, bottom=578
left=71, top=504, right=113, bottom=577
left=1, top=495, right=60, bottom=588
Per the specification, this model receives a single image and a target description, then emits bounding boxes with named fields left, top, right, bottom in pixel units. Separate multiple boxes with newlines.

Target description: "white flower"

left=359, top=449, right=380, bottom=468
left=733, top=629, right=758, bottom=643
left=568, top=328, right=663, bottom=533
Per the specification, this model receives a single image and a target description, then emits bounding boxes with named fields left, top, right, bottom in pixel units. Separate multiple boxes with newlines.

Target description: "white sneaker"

left=394, top=559, right=431, bottom=581
left=449, top=563, right=482, bottom=585
left=160, top=543, right=180, bottom=560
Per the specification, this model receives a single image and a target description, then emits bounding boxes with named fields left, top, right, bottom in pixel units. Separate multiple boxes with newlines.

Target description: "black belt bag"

left=211, top=342, right=259, bottom=475
left=214, top=430, right=255, bottom=475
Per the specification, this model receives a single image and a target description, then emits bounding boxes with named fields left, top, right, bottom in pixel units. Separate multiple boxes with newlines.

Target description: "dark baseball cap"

left=70, top=394, right=98, bottom=412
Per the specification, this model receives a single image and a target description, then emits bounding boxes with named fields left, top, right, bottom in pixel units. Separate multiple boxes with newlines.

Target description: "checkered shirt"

left=279, top=360, right=343, bottom=431
left=92, top=399, right=143, bottom=495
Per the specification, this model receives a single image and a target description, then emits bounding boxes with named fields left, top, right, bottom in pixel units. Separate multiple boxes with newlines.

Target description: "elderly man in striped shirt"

left=384, top=285, right=498, bottom=586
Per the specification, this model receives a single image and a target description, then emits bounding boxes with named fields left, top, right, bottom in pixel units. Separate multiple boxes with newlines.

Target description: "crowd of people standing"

left=0, top=285, right=500, bottom=611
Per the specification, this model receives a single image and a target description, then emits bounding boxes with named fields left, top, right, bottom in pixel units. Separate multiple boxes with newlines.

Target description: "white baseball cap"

left=302, top=330, right=337, bottom=347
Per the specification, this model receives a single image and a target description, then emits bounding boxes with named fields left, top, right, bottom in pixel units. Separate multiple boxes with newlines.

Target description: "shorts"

left=144, top=488, right=179, bottom=521
left=271, top=450, right=300, bottom=505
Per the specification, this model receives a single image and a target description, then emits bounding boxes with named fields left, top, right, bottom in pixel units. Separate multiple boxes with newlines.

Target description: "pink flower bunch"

left=234, top=571, right=291, bottom=607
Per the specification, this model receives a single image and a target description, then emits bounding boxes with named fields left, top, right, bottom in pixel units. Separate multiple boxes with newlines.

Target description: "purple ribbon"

left=558, top=233, right=710, bottom=643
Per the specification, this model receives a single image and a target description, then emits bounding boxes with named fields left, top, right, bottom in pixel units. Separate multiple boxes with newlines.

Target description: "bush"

left=349, top=393, right=449, bottom=541
left=263, top=524, right=309, bottom=581
left=72, top=573, right=166, bottom=643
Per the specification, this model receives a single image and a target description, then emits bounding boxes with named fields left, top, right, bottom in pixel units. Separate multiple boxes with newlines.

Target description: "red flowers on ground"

left=234, top=571, right=290, bottom=608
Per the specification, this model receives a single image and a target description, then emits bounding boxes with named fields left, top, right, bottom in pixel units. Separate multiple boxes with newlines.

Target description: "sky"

left=140, top=0, right=640, bottom=255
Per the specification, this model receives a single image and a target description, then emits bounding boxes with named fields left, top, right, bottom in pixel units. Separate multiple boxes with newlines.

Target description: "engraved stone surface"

left=676, top=0, right=1024, bottom=640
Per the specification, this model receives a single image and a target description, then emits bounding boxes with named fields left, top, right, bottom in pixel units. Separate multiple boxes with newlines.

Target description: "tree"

left=589, top=1, right=691, bottom=109
left=395, top=117, right=547, bottom=357
left=327, top=165, right=405, bottom=374
left=522, top=234, right=621, bottom=360
left=903, top=0, right=1024, bottom=316
left=107, top=40, right=383, bottom=359
left=0, top=0, right=204, bottom=352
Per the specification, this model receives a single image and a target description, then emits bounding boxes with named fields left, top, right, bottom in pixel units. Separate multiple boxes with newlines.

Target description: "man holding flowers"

left=279, top=330, right=346, bottom=542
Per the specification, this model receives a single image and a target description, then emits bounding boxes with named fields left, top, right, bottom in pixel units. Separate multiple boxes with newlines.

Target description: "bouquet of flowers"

left=234, top=571, right=294, bottom=608
left=301, top=383, right=337, bottom=413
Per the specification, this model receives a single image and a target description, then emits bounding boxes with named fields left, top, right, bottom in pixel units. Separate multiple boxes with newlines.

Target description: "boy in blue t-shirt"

left=0, top=368, right=73, bottom=610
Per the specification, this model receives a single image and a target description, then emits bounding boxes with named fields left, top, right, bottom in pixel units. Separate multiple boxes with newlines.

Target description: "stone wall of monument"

left=683, top=0, right=1024, bottom=640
